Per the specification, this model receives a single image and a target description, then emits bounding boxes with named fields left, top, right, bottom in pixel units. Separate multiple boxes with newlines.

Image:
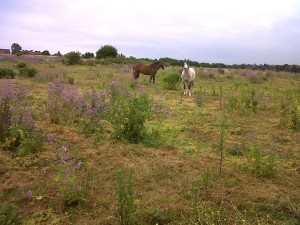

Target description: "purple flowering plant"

left=0, top=79, right=45, bottom=155
left=47, top=76, right=108, bottom=133
left=56, top=145, right=88, bottom=206
left=79, top=88, right=108, bottom=133
left=47, top=76, right=83, bottom=124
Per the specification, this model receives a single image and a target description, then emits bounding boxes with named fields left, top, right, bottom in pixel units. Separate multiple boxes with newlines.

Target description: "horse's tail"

left=132, top=64, right=136, bottom=79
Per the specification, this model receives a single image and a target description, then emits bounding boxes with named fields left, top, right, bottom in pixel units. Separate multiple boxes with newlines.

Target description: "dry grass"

left=1, top=58, right=300, bottom=224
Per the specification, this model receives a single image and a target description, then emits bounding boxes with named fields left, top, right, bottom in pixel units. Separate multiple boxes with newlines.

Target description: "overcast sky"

left=1, top=0, right=300, bottom=65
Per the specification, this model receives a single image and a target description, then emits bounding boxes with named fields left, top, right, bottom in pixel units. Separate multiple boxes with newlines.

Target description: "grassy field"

left=0, top=56, right=300, bottom=225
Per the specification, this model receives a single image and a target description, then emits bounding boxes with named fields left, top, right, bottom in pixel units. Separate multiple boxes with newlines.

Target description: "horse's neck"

left=152, top=63, right=161, bottom=72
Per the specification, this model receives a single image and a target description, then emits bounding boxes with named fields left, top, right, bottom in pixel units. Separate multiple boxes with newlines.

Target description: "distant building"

left=0, top=49, right=11, bottom=54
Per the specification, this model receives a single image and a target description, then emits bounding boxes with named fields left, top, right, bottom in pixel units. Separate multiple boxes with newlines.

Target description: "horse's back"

left=133, top=64, right=151, bottom=75
left=181, top=68, right=196, bottom=82
left=189, top=68, right=196, bottom=81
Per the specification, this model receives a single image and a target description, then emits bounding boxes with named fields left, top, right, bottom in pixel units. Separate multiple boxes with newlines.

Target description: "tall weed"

left=116, top=168, right=135, bottom=225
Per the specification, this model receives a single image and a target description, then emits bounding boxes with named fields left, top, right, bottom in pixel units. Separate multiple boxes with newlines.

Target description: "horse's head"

left=183, top=61, right=189, bottom=71
left=160, top=61, right=165, bottom=70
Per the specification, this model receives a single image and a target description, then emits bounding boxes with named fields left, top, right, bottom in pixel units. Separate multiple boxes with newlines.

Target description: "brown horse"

left=132, top=61, right=164, bottom=83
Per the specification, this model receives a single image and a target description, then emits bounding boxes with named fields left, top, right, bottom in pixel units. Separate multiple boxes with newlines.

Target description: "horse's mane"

left=150, top=61, right=161, bottom=66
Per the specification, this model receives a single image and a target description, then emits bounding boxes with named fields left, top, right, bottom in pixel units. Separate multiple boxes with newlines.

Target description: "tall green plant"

left=116, top=168, right=135, bottom=225
left=280, top=96, right=300, bottom=131
left=163, top=72, right=181, bottom=90
left=108, top=92, right=152, bottom=143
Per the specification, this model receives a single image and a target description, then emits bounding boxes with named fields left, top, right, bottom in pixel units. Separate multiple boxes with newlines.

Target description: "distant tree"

left=64, top=51, right=81, bottom=65
left=118, top=53, right=126, bottom=58
left=42, top=50, right=50, bottom=56
left=96, top=45, right=118, bottom=59
left=82, top=52, right=94, bottom=59
left=11, top=43, right=22, bottom=54
left=53, top=51, right=62, bottom=56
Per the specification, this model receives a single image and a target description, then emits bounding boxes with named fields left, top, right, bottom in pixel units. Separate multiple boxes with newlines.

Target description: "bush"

left=163, top=72, right=181, bottom=90
left=247, top=143, right=277, bottom=178
left=96, top=45, right=118, bottom=59
left=108, top=85, right=152, bottom=143
left=47, top=76, right=83, bottom=124
left=0, top=80, right=44, bottom=155
left=0, top=68, right=16, bottom=78
left=0, top=203, right=20, bottom=225
left=19, top=67, right=37, bottom=77
left=64, top=51, right=81, bottom=65
left=6, top=125, right=46, bottom=156
left=16, top=62, right=27, bottom=68
left=247, top=71, right=262, bottom=84
left=281, top=97, right=300, bottom=131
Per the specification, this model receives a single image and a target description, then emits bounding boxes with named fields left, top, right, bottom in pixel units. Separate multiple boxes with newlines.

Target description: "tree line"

left=10, top=43, right=300, bottom=73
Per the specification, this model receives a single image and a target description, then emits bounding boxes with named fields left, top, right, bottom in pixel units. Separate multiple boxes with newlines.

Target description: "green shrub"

left=247, top=144, right=277, bottom=178
left=108, top=92, right=152, bottom=143
left=0, top=203, right=20, bottom=225
left=281, top=97, right=300, bottom=131
left=64, top=51, right=81, bottom=65
left=4, top=125, right=46, bottom=156
left=163, top=72, right=181, bottom=90
left=19, top=67, right=37, bottom=77
left=0, top=68, right=16, bottom=79
left=96, top=45, right=118, bottom=59
left=16, top=62, right=27, bottom=68
left=116, top=168, right=135, bottom=225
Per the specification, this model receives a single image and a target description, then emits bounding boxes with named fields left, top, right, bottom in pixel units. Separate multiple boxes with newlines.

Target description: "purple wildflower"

left=263, top=149, right=270, bottom=155
left=61, top=154, right=70, bottom=164
left=66, top=169, right=71, bottom=175
left=48, top=134, right=56, bottom=145
left=74, top=162, right=82, bottom=170
left=27, top=190, right=32, bottom=201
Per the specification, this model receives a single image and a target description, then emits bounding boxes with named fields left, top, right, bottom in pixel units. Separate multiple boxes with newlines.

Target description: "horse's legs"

left=188, top=81, right=193, bottom=96
left=134, top=72, right=140, bottom=81
left=183, top=82, right=187, bottom=95
left=149, top=75, right=155, bottom=83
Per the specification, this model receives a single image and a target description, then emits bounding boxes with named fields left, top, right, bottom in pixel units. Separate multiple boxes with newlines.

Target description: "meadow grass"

left=0, top=57, right=300, bottom=224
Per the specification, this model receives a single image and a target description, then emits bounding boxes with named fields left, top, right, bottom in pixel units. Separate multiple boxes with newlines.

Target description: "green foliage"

left=247, top=144, right=277, bottom=178
left=163, top=72, right=181, bottom=90
left=67, top=76, right=75, bottom=85
left=82, top=52, right=94, bottom=59
left=108, top=92, right=152, bottom=143
left=19, top=67, right=37, bottom=77
left=280, top=96, right=300, bottom=131
left=4, top=125, right=45, bottom=156
left=42, top=50, right=50, bottom=56
left=96, top=45, right=118, bottom=59
left=116, top=168, right=135, bottom=225
left=226, top=89, right=262, bottom=116
left=0, top=203, right=20, bottom=225
left=11, top=43, right=22, bottom=54
left=0, top=68, right=16, bottom=79
left=143, top=128, right=164, bottom=147
left=64, top=51, right=82, bottom=65
left=56, top=146, right=90, bottom=207
left=0, top=98, right=11, bottom=142
left=16, top=62, right=27, bottom=69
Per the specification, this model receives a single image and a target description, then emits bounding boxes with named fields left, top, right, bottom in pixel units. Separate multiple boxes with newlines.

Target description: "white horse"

left=181, top=61, right=196, bottom=96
